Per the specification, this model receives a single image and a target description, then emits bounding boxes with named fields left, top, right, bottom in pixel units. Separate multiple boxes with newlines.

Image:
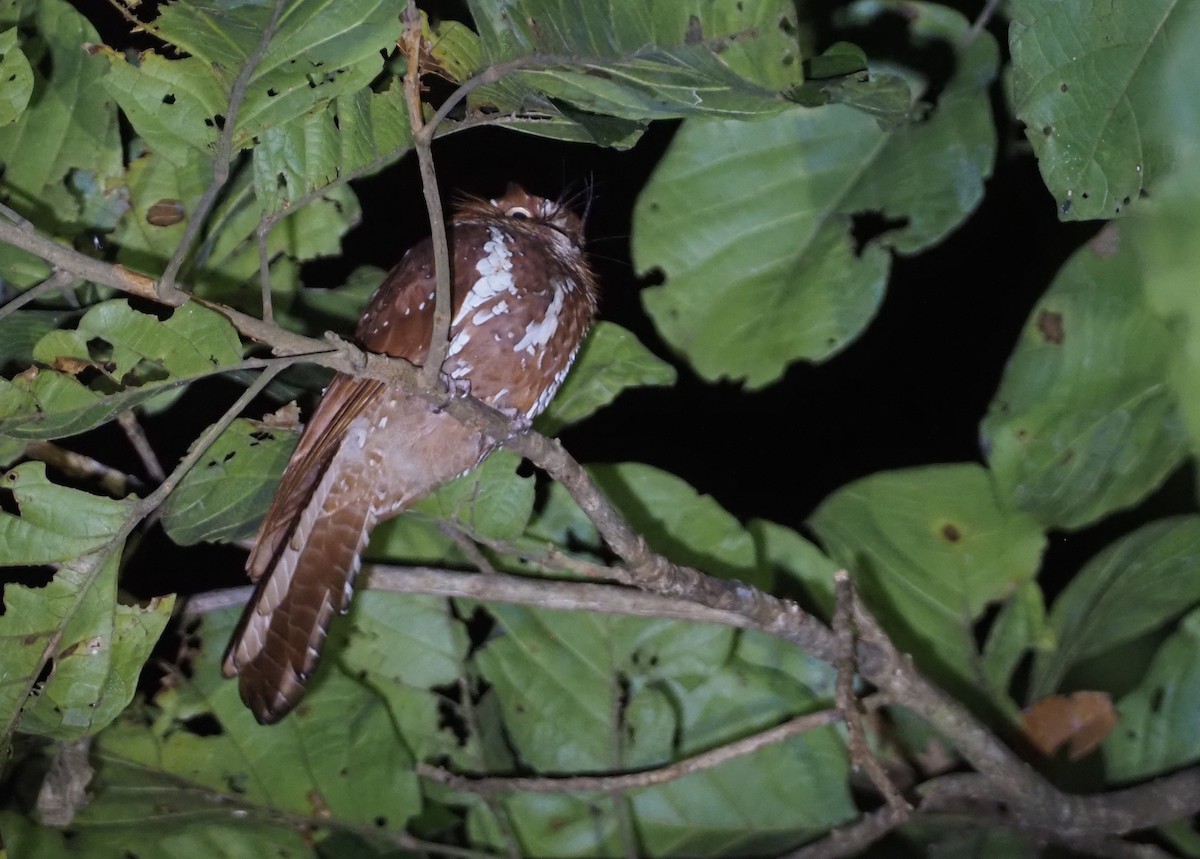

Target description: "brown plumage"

left=222, top=185, right=598, bottom=724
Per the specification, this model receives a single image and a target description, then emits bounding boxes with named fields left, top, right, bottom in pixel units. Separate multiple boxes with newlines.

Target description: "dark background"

left=66, top=0, right=1196, bottom=602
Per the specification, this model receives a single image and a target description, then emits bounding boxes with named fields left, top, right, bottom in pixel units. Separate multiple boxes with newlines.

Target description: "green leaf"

left=633, top=1, right=998, bottom=387
left=191, top=175, right=361, bottom=308
left=161, top=418, right=300, bottom=546
left=981, top=225, right=1187, bottom=530
left=475, top=607, right=703, bottom=771
left=102, top=0, right=403, bottom=165
left=252, top=85, right=413, bottom=213
left=589, top=462, right=763, bottom=587
left=1104, top=608, right=1200, bottom=780
left=750, top=519, right=841, bottom=618
left=809, top=464, right=1046, bottom=704
left=0, top=300, right=245, bottom=441
left=413, top=451, right=536, bottom=543
left=96, top=603, right=421, bottom=830
left=0, top=0, right=122, bottom=220
left=0, top=27, right=33, bottom=126
left=471, top=607, right=852, bottom=856
left=0, top=309, right=74, bottom=370
left=0, top=806, right=318, bottom=859
left=1031, top=517, right=1200, bottom=699
left=1009, top=0, right=1200, bottom=220
left=981, top=580, right=1047, bottom=712
left=98, top=49, right=226, bottom=167
left=111, top=148, right=213, bottom=272
left=0, top=463, right=170, bottom=745
left=0, top=461, right=131, bottom=564
left=15, top=553, right=174, bottom=741
left=468, top=0, right=805, bottom=120
left=537, top=321, right=676, bottom=434
left=338, top=592, right=473, bottom=763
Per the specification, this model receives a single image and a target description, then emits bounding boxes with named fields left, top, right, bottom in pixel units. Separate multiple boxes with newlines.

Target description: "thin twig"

left=419, top=698, right=886, bottom=796
left=963, top=0, right=1005, bottom=47
left=118, top=410, right=166, bottom=483
left=402, top=1, right=454, bottom=390
left=0, top=269, right=76, bottom=321
left=256, top=216, right=277, bottom=323
left=0, top=199, right=34, bottom=228
left=22, top=441, right=142, bottom=497
left=781, top=805, right=908, bottom=859
left=439, top=521, right=499, bottom=574
left=834, top=571, right=910, bottom=815
left=158, top=0, right=287, bottom=292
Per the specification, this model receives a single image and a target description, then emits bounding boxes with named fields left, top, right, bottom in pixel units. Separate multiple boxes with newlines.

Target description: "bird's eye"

left=507, top=207, right=532, bottom=220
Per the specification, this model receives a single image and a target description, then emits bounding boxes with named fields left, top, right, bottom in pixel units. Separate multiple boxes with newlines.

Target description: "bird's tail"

left=222, top=445, right=376, bottom=725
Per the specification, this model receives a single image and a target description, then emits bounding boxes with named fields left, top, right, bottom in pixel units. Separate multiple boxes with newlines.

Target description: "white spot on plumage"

left=418, top=302, right=426, bottom=310
left=514, top=280, right=565, bottom=357
left=379, top=416, right=388, bottom=429
left=454, top=228, right=515, bottom=325
left=447, top=330, right=471, bottom=357
left=472, top=299, right=509, bottom=326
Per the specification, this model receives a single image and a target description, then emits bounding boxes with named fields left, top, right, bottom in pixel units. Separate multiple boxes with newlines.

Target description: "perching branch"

left=5, top=199, right=1200, bottom=848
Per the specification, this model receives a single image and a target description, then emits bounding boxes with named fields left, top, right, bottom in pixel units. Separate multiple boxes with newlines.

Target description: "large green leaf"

left=161, top=418, right=300, bottom=546
left=100, top=0, right=403, bottom=167
left=633, top=1, right=998, bottom=387
left=0, top=300, right=244, bottom=441
left=809, top=464, right=1045, bottom=706
left=470, top=605, right=852, bottom=856
left=1031, top=517, right=1200, bottom=699
left=0, top=0, right=122, bottom=223
left=251, top=83, right=414, bottom=213
left=1009, top=0, right=1200, bottom=220
left=537, top=321, right=677, bottom=435
left=468, top=0, right=806, bottom=120
left=94, top=604, right=421, bottom=832
left=0, top=463, right=172, bottom=746
left=981, top=225, right=1187, bottom=530
left=338, top=592, right=475, bottom=765
left=110, top=148, right=214, bottom=272
left=1104, top=607, right=1200, bottom=781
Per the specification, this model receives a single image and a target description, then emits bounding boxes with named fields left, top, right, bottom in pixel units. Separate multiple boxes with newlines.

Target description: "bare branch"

left=23, top=441, right=143, bottom=497
left=0, top=269, right=76, bottom=321
left=781, top=805, right=908, bottom=859
left=419, top=697, right=886, bottom=796
left=834, top=572, right=910, bottom=815
left=118, top=411, right=166, bottom=483
left=402, top=1, right=454, bottom=390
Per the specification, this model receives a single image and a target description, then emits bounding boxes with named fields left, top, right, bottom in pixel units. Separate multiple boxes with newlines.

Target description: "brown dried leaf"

left=1021, top=691, right=1116, bottom=761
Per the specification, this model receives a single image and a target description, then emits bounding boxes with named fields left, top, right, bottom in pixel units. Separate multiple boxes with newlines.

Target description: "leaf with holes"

left=1009, top=0, right=1200, bottom=220
left=161, top=419, right=300, bottom=546
left=0, top=27, right=33, bottom=126
left=468, top=0, right=805, bottom=120
left=633, top=1, right=998, bottom=387
left=0, top=301, right=244, bottom=441
left=0, top=0, right=122, bottom=222
left=0, top=463, right=172, bottom=747
left=1105, top=607, right=1200, bottom=780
